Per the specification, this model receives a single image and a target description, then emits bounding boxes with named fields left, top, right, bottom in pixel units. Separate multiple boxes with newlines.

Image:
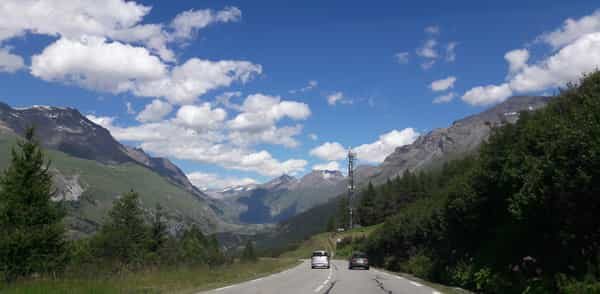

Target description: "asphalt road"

left=200, top=259, right=443, bottom=294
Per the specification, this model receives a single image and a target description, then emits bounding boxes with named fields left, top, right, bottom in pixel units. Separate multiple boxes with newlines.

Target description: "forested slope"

left=353, top=72, right=600, bottom=293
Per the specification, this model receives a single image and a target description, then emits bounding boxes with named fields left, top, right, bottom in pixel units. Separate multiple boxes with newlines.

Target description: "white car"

left=311, top=250, right=330, bottom=269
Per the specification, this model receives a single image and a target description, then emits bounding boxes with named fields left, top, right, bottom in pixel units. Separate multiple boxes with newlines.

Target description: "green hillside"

left=0, top=131, right=239, bottom=237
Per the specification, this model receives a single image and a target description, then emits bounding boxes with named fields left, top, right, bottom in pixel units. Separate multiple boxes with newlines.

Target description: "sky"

left=1, top=0, right=600, bottom=189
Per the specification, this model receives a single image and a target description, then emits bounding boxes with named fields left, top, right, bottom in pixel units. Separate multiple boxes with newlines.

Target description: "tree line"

left=0, top=128, right=257, bottom=282
left=345, top=72, right=600, bottom=293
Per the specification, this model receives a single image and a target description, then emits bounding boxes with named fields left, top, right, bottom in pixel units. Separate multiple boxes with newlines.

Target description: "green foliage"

left=241, top=241, right=258, bottom=263
left=404, top=252, right=435, bottom=280
left=360, top=72, right=600, bottom=293
left=92, top=190, right=149, bottom=267
left=0, top=127, right=66, bottom=281
left=357, top=182, right=377, bottom=226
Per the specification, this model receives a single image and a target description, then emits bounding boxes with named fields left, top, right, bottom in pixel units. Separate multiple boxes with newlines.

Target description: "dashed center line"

left=314, top=267, right=333, bottom=292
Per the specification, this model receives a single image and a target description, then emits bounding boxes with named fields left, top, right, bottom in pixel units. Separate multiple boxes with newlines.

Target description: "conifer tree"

left=0, top=127, right=66, bottom=280
left=95, top=190, right=149, bottom=265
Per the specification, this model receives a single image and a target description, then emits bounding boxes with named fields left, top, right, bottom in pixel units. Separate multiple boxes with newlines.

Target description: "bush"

left=403, top=252, right=434, bottom=279
left=241, top=241, right=258, bottom=263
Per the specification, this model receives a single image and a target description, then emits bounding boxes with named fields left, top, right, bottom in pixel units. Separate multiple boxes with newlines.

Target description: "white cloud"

left=462, top=83, right=513, bottom=106
left=0, top=47, right=24, bottom=73
left=445, top=42, right=458, bottom=62
left=187, top=171, right=256, bottom=190
left=175, top=103, right=226, bottom=130
left=416, top=39, right=438, bottom=59
left=31, top=36, right=167, bottom=94
left=170, top=7, right=241, bottom=41
left=313, top=161, right=341, bottom=172
left=87, top=115, right=307, bottom=176
left=425, top=26, right=440, bottom=35
left=136, top=99, right=172, bottom=122
left=463, top=31, right=600, bottom=106
left=510, top=32, right=600, bottom=93
left=539, top=10, right=600, bottom=49
left=229, top=124, right=303, bottom=148
left=310, top=142, right=346, bottom=161
left=0, top=0, right=150, bottom=43
left=505, top=49, right=530, bottom=74
left=354, top=128, right=419, bottom=163
left=394, top=52, right=409, bottom=64
left=3, top=2, right=258, bottom=103
left=327, top=92, right=344, bottom=106
left=134, top=58, right=262, bottom=105
left=430, top=76, right=457, bottom=92
left=215, top=91, right=243, bottom=110
left=289, top=80, right=318, bottom=94
left=31, top=37, right=261, bottom=105
left=227, top=93, right=310, bottom=131
left=433, top=92, right=456, bottom=104
left=0, top=1, right=242, bottom=62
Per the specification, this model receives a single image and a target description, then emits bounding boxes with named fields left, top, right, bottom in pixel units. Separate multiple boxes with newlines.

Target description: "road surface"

left=199, top=259, right=442, bottom=294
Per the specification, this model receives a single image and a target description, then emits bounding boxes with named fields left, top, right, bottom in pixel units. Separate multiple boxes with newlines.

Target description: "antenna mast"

left=347, top=148, right=356, bottom=229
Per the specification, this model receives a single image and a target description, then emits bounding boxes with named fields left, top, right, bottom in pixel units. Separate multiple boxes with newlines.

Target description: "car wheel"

left=366, top=266, right=370, bottom=270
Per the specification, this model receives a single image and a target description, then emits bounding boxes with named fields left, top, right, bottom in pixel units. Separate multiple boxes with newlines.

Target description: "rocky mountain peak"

left=0, top=102, right=209, bottom=200
left=370, top=96, right=552, bottom=184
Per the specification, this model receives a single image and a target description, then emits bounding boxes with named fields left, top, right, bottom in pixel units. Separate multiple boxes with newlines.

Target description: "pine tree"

left=94, top=190, right=149, bottom=266
left=358, top=182, right=377, bottom=226
left=149, top=203, right=168, bottom=253
left=0, top=127, right=66, bottom=281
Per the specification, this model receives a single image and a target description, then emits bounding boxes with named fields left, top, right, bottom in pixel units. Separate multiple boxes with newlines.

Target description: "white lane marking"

left=433, top=291, right=442, bottom=294
left=410, top=281, right=423, bottom=287
left=215, top=285, right=234, bottom=291
left=314, top=267, right=333, bottom=292
left=250, top=277, right=263, bottom=283
left=396, top=276, right=405, bottom=280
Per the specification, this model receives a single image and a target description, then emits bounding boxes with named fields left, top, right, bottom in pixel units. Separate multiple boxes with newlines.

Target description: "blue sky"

left=1, top=0, right=600, bottom=189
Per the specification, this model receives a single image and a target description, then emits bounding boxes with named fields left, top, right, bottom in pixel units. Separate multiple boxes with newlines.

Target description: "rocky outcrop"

left=369, top=96, right=552, bottom=184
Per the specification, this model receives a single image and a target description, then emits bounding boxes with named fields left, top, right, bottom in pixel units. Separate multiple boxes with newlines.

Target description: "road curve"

left=198, top=259, right=442, bottom=294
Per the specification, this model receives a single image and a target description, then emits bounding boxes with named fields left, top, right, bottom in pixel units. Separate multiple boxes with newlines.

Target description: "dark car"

left=348, top=252, right=369, bottom=270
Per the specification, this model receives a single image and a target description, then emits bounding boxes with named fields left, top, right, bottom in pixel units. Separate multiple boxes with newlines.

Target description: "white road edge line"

left=314, top=285, right=324, bottom=292
left=215, top=285, right=234, bottom=291
left=410, top=281, right=423, bottom=287
left=433, top=291, right=442, bottom=294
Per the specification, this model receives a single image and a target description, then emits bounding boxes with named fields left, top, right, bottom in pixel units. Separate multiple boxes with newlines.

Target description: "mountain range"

left=258, top=95, right=553, bottom=247
left=0, top=103, right=247, bottom=237
left=0, top=95, right=552, bottom=240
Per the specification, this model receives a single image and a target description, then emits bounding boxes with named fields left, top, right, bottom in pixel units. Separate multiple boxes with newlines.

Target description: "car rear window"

left=312, top=251, right=328, bottom=257
left=352, top=253, right=367, bottom=258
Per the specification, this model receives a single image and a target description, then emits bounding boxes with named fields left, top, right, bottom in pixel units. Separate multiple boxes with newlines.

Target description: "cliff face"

left=369, top=96, right=552, bottom=184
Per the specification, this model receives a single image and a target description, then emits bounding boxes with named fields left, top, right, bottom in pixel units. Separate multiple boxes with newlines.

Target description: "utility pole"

left=347, top=148, right=356, bottom=230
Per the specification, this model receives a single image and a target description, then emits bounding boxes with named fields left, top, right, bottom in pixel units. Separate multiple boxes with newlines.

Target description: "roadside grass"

left=279, top=224, right=382, bottom=260
left=279, top=232, right=334, bottom=260
left=331, top=224, right=382, bottom=259
left=375, top=269, right=473, bottom=294
left=0, top=258, right=300, bottom=294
